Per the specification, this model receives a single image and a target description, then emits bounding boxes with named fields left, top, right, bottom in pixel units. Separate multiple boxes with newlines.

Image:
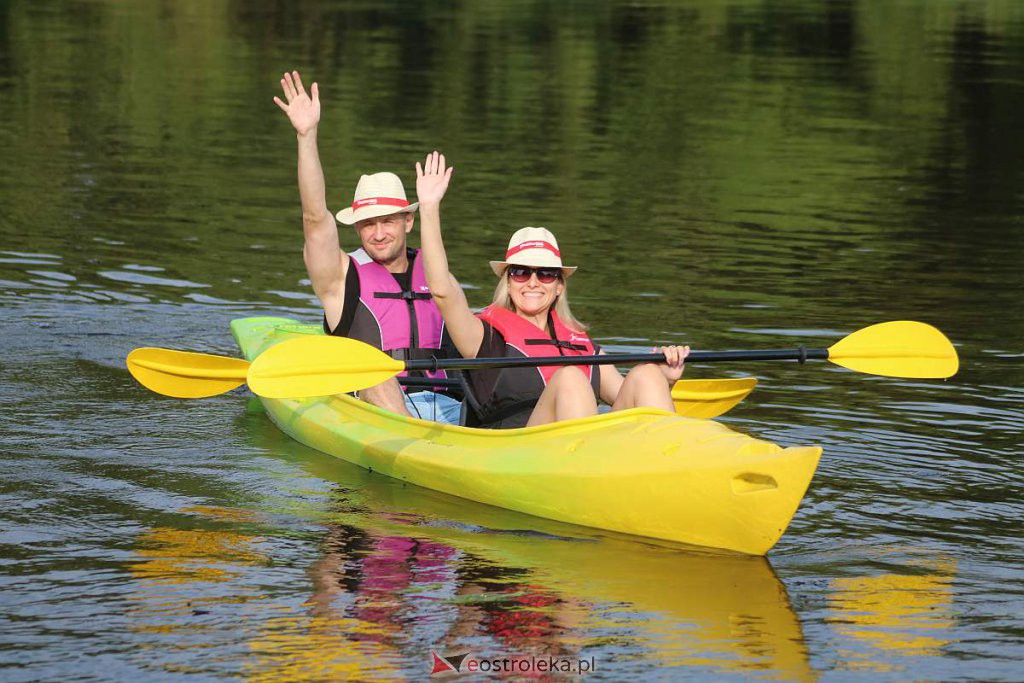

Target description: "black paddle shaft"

left=406, top=347, right=830, bottom=373
left=398, top=377, right=459, bottom=389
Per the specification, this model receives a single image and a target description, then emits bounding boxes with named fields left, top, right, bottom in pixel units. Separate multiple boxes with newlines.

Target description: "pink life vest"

left=332, top=248, right=447, bottom=382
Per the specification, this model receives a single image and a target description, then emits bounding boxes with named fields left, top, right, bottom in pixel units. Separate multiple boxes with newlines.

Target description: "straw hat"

left=489, top=227, right=577, bottom=278
left=335, top=172, right=418, bottom=225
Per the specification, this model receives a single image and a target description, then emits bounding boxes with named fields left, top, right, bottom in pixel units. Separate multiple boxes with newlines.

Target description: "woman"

left=416, top=152, right=688, bottom=428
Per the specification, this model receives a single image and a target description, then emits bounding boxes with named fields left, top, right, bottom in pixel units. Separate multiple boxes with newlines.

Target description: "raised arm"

left=274, top=70, right=349, bottom=331
left=416, top=151, right=484, bottom=358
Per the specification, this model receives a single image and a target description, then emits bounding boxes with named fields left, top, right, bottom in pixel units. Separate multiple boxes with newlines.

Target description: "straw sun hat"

left=335, top=172, right=419, bottom=225
left=489, top=227, right=577, bottom=279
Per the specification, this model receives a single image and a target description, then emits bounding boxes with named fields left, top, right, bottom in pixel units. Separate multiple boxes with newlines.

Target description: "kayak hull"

left=232, top=316, right=821, bottom=555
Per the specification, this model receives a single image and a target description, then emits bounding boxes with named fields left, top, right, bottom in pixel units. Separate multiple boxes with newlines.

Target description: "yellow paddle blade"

left=247, top=335, right=405, bottom=399
left=827, top=321, right=959, bottom=379
left=671, top=378, right=757, bottom=418
left=127, top=348, right=250, bottom=398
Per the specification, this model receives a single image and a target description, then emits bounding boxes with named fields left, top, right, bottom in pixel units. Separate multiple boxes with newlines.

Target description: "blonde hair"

left=491, top=272, right=588, bottom=332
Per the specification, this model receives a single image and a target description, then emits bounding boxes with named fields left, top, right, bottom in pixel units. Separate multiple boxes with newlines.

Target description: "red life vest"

left=464, top=305, right=601, bottom=428
left=477, top=305, right=597, bottom=381
left=327, top=248, right=447, bottom=382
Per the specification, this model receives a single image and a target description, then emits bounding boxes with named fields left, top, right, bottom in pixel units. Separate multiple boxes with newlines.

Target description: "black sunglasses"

left=507, top=266, right=562, bottom=284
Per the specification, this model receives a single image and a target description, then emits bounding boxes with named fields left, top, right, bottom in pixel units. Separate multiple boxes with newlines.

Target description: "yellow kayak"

left=231, top=316, right=821, bottom=555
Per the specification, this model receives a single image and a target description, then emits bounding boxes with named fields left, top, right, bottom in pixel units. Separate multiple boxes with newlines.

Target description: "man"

left=274, top=70, right=460, bottom=423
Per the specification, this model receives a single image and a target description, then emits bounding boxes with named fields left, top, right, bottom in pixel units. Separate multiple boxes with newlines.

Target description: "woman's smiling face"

left=508, top=266, right=563, bottom=317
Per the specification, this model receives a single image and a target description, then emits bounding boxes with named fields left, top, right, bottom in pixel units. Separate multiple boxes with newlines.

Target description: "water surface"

left=1, top=0, right=1022, bottom=680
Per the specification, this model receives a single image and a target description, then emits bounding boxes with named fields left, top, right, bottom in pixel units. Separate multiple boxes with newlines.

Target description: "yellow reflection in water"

left=127, top=506, right=270, bottom=619
left=130, top=526, right=268, bottom=584
left=246, top=612, right=399, bottom=682
left=828, top=556, right=956, bottom=670
left=307, top=468, right=819, bottom=683
left=128, top=506, right=405, bottom=679
left=521, top=541, right=817, bottom=682
left=129, top=505, right=269, bottom=583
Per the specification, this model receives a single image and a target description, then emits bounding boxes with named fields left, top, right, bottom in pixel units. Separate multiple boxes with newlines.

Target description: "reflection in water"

left=129, top=506, right=268, bottom=586
left=128, top=506, right=403, bottom=680
left=294, top=464, right=818, bottom=681
left=827, top=555, right=957, bottom=671
left=246, top=612, right=400, bottom=682
left=307, top=527, right=458, bottom=649
left=126, top=505, right=271, bottom=676
left=303, top=516, right=587, bottom=675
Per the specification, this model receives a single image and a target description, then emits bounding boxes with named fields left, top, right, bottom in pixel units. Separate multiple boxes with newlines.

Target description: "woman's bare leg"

left=527, top=367, right=598, bottom=427
left=611, top=364, right=674, bottom=412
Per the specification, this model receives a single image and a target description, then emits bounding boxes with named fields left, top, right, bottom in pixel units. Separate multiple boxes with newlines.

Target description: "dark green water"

left=2, top=0, right=1022, bottom=680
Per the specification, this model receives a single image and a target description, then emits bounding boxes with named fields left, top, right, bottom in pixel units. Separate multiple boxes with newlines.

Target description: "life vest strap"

left=374, top=291, right=433, bottom=301
left=524, top=338, right=589, bottom=352
left=386, top=347, right=443, bottom=362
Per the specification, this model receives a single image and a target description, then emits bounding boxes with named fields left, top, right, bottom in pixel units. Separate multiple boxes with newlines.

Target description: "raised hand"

left=273, top=70, right=320, bottom=136
left=415, top=151, right=453, bottom=207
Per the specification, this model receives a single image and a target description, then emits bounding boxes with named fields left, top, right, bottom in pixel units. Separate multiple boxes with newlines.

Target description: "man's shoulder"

left=349, top=248, right=372, bottom=265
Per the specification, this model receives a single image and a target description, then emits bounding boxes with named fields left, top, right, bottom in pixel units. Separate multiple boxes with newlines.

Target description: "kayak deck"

left=231, top=316, right=821, bottom=555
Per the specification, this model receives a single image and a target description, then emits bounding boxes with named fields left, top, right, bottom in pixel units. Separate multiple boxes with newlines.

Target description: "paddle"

left=126, top=348, right=461, bottom=399
left=671, top=377, right=756, bottom=419
left=245, top=320, right=958, bottom=399
left=127, top=347, right=755, bottom=417
left=127, top=348, right=250, bottom=399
